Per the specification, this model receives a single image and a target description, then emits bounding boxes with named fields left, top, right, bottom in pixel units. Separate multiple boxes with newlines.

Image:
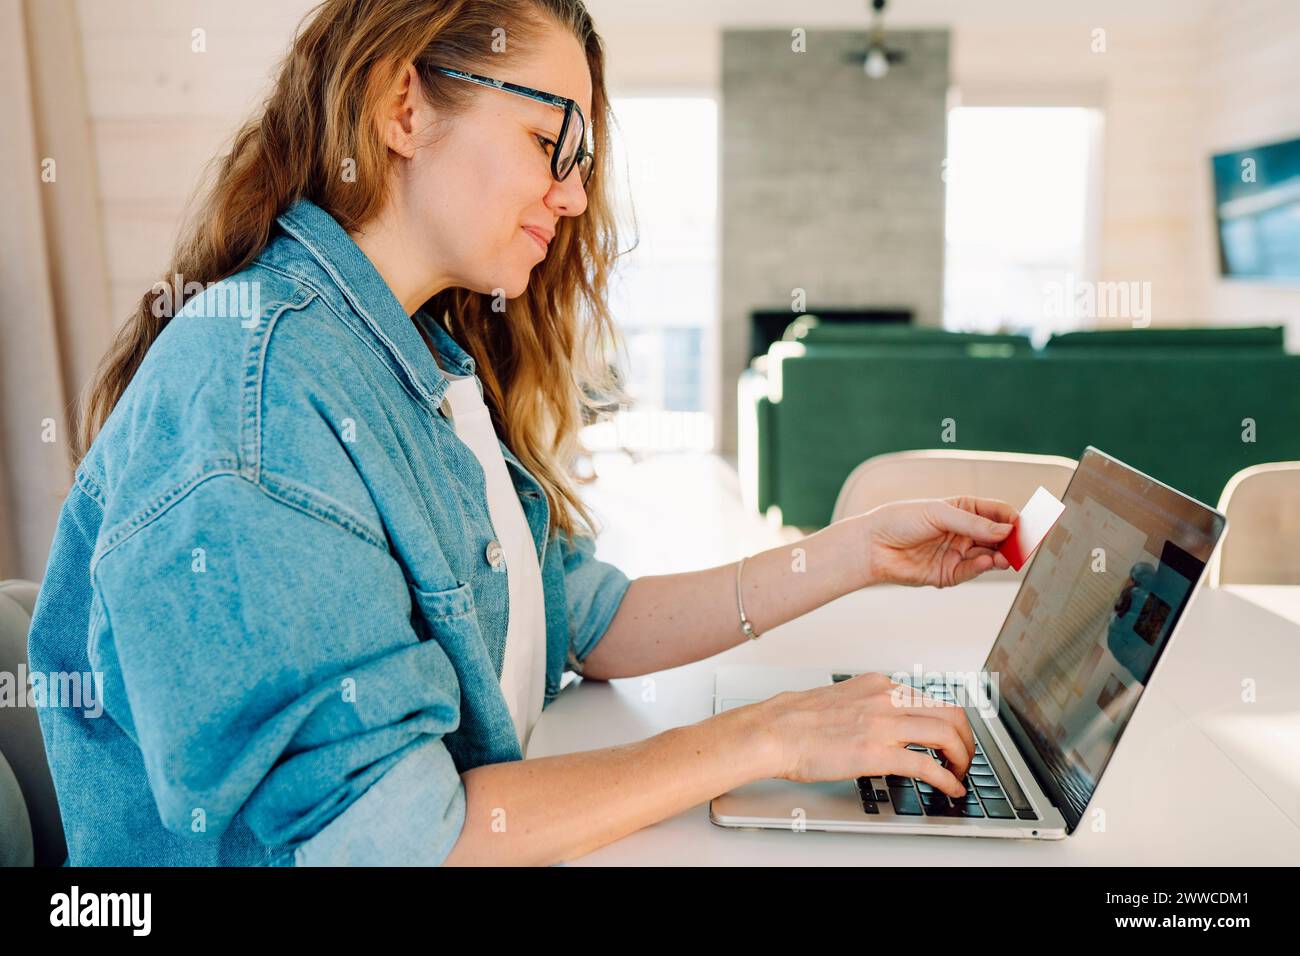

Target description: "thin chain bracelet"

left=736, top=554, right=761, bottom=640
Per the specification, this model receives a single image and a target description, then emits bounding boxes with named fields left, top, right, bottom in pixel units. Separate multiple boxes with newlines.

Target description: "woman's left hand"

left=856, top=497, right=1019, bottom=588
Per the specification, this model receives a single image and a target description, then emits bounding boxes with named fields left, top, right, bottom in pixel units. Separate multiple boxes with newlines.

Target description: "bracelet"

left=736, top=555, right=760, bottom=640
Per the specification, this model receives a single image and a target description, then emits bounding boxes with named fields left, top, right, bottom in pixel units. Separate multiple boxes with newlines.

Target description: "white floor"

left=577, top=450, right=804, bottom=579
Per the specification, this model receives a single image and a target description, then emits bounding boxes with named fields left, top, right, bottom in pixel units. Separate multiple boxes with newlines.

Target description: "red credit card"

left=997, top=486, right=1066, bottom=572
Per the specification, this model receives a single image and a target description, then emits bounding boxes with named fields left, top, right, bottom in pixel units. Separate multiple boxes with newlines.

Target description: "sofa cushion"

left=1044, top=326, right=1285, bottom=350
left=786, top=317, right=1033, bottom=353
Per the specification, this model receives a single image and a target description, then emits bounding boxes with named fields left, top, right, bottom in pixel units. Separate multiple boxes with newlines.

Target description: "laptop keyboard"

left=831, top=674, right=1039, bottom=821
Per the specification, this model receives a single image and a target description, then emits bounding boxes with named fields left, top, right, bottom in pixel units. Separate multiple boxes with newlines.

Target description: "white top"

left=439, top=366, right=548, bottom=752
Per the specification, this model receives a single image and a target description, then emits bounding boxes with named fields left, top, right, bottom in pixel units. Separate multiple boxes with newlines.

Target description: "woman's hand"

left=752, top=672, right=975, bottom=796
left=857, top=496, right=1019, bottom=588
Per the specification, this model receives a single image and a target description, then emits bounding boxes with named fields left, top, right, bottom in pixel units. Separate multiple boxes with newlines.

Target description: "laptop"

left=710, top=446, right=1228, bottom=839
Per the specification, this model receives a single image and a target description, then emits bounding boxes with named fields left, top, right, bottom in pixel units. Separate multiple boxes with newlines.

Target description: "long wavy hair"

left=75, top=0, right=631, bottom=541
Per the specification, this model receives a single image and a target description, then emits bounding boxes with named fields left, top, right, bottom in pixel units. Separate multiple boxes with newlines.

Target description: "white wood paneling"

left=1190, top=0, right=1300, bottom=347
left=76, top=1, right=1300, bottom=349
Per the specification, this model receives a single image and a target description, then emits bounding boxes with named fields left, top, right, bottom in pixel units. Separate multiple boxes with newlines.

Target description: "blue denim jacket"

left=27, top=197, right=632, bottom=866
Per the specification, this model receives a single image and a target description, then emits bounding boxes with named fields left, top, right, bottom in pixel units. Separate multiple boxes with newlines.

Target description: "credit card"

left=997, top=485, right=1066, bottom=572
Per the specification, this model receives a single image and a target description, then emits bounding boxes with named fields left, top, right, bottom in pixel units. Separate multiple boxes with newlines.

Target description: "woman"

left=28, top=0, right=1017, bottom=866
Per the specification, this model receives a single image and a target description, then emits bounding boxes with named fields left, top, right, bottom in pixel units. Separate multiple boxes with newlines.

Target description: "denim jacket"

left=27, top=197, right=632, bottom=866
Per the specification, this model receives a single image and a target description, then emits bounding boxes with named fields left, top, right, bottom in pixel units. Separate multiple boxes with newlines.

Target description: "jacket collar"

left=274, top=198, right=477, bottom=411
left=272, top=197, right=545, bottom=505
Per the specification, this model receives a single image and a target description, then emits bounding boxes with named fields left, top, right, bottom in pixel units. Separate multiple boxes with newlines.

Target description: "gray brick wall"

left=719, top=28, right=950, bottom=456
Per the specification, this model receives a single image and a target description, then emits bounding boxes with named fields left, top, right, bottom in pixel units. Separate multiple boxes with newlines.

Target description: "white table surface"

left=529, top=581, right=1300, bottom=865
left=1224, top=584, right=1300, bottom=626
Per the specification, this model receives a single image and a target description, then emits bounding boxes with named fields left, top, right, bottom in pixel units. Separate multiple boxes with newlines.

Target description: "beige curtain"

left=0, top=0, right=112, bottom=582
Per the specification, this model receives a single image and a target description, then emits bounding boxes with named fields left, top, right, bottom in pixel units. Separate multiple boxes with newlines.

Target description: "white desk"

left=1225, top=584, right=1300, bottom=627
left=529, top=582, right=1300, bottom=865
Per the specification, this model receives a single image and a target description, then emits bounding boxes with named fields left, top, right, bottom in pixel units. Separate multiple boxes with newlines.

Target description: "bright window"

left=943, top=107, right=1101, bottom=340
left=582, top=96, right=717, bottom=454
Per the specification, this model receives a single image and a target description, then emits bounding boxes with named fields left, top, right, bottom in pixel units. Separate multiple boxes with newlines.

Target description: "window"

left=582, top=96, right=717, bottom=454
left=943, top=107, right=1102, bottom=341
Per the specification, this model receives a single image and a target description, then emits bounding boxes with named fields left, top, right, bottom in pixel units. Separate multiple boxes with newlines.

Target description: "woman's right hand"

left=751, top=672, right=976, bottom=798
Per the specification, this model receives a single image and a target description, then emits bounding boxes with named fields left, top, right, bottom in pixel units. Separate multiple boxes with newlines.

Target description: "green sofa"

left=782, top=315, right=1035, bottom=356
left=738, top=322, right=1299, bottom=528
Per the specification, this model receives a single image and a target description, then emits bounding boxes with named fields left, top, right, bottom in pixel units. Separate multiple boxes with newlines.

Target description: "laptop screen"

left=983, top=447, right=1226, bottom=832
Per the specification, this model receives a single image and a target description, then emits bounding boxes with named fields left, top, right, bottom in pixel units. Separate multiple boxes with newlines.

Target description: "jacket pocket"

left=409, top=581, right=494, bottom=685
left=411, top=580, right=476, bottom=622
left=410, top=581, right=519, bottom=765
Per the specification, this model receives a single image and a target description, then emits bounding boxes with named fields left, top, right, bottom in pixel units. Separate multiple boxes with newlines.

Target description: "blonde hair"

left=76, top=0, right=630, bottom=541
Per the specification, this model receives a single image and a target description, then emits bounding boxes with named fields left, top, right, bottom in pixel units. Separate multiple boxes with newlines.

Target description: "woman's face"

left=395, top=22, right=593, bottom=301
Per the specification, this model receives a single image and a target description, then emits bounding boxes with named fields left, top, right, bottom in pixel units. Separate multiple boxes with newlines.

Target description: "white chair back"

left=1211, top=462, right=1300, bottom=586
left=831, top=450, right=1077, bottom=582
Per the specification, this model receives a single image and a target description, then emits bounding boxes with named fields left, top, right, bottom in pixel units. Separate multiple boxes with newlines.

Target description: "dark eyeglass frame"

left=431, top=66, right=595, bottom=187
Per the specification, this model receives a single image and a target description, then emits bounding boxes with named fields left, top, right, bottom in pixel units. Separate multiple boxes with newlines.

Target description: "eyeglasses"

left=431, top=66, right=595, bottom=188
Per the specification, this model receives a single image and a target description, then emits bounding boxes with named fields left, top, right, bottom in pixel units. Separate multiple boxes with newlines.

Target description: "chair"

left=831, top=450, right=1077, bottom=581
left=1210, top=462, right=1300, bottom=586
left=0, top=580, right=66, bottom=866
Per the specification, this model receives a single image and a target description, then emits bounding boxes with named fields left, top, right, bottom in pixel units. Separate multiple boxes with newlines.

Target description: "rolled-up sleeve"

left=90, top=472, right=466, bottom=864
left=559, top=531, right=633, bottom=671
